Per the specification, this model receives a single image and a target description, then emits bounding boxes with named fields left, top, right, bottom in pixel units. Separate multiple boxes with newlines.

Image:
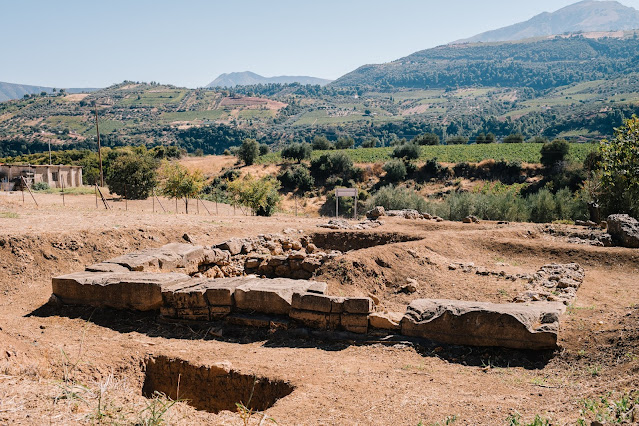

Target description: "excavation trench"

left=310, top=231, right=422, bottom=252
left=142, top=356, right=295, bottom=414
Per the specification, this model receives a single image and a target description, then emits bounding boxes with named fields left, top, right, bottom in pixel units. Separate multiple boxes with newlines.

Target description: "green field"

left=118, top=90, right=188, bottom=107
left=257, top=143, right=597, bottom=165
left=160, top=110, right=225, bottom=123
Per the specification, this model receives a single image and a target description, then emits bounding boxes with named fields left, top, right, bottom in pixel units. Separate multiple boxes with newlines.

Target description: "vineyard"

left=257, top=142, right=597, bottom=165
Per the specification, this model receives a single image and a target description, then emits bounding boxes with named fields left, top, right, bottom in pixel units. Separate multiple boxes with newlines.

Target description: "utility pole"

left=94, top=104, right=104, bottom=187
left=48, top=140, right=52, bottom=165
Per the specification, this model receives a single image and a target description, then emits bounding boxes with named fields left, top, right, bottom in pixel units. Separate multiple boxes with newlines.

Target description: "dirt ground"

left=0, top=191, right=638, bottom=425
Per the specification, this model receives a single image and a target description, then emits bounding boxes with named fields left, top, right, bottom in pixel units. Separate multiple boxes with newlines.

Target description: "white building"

left=0, top=164, right=83, bottom=191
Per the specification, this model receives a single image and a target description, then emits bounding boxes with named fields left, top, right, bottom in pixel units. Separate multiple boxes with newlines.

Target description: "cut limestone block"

left=291, top=293, right=344, bottom=313
left=204, top=278, right=248, bottom=306
left=226, top=313, right=289, bottom=329
left=369, top=312, right=403, bottom=331
left=52, top=271, right=191, bottom=311
left=400, top=299, right=564, bottom=350
left=85, top=262, right=130, bottom=273
left=307, top=281, right=328, bottom=295
left=234, top=278, right=325, bottom=315
left=341, top=313, right=369, bottom=334
left=289, top=309, right=340, bottom=330
left=103, top=253, right=161, bottom=272
left=161, top=243, right=205, bottom=267
left=343, top=297, right=373, bottom=314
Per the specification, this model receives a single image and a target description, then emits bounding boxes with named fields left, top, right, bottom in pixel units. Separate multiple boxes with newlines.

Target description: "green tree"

left=227, top=174, right=281, bottom=216
left=540, top=139, right=570, bottom=175
left=335, top=136, right=355, bottom=149
left=277, top=164, right=314, bottom=194
left=312, top=136, right=333, bottom=150
left=392, top=143, right=421, bottom=160
left=361, top=137, right=379, bottom=148
left=105, top=152, right=158, bottom=199
left=281, top=143, right=312, bottom=163
left=446, top=135, right=468, bottom=145
left=237, top=138, right=260, bottom=166
left=598, top=116, right=639, bottom=216
left=383, top=159, right=407, bottom=182
left=259, top=144, right=270, bottom=156
left=159, top=162, right=205, bottom=213
left=503, top=133, right=524, bottom=144
left=412, top=133, right=439, bottom=146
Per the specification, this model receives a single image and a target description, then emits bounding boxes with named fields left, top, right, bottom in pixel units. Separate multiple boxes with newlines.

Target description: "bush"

left=277, top=165, right=314, bottom=193
left=446, top=135, right=468, bottom=145
left=281, top=143, right=312, bottom=163
left=259, top=144, right=270, bottom=156
left=32, top=182, right=50, bottom=191
left=503, top=133, right=524, bottom=144
left=312, top=136, right=333, bottom=150
left=392, top=143, right=421, bottom=160
left=106, top=153, right=158, bottom=199
left=412, top=133, right=439, bottom=146
left=227, top=175, right=281, bottom=216
left=366, top=185, right=428, bottom=212
left=335, top=136, right=355, bottom=149
left=361, top=137, right=379, bottom=148
left=310, top=152, right=354, bottom=182
left=237, top=138, right=260, bottom=166
left=383, top=159, right=407, bottom=182
left=540, top=139, right=570, bottom=173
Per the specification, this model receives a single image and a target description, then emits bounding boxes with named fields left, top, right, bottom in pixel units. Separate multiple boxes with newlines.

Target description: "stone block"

left=103, top=253, right=160, bottom=271
left=307, top=281, right=328, bottom=295
left=343, top=297, right=373, bottom=314
left=400, top=299, right=562, bottom=350
left=369, top=312, right=402, bottom=331
left=216, top=238, right=243, bottom=255
left=85, top=262, right=130, bottom=273
left=234, top=278, right=323, bottom=315
left=51, top=271, right=191, bottom=311
left=341, top=313, right=369, bottom=334
left=177, top=307, right=210, bottom=321
left=291, top=293, right=344, bottom=313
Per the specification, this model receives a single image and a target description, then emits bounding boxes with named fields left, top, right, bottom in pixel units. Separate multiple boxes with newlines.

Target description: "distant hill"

left=0, top=81, right=99, bottom=103
left=455, top=0, right=639, bottom=43
left=331, top=33, right=639, bottom=90
left=207, top=71, right=331, bottom=88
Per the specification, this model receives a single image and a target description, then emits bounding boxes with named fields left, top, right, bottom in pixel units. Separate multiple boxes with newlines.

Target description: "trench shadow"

left=28, top=303, right=555, bottom=369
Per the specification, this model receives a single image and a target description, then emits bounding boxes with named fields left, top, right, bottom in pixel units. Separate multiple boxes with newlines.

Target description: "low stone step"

left=401, top=299, right=564, bottom=350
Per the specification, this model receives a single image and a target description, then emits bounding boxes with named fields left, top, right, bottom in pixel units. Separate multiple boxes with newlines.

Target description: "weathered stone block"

left=341, top=313, right=369, bottom=334
left=369, top=312, right=402, bottom=331
left=234, top=278, right=324, bottom=315
left=52, top=271, right=191, bottom=311
left=103, top=253, right=160, bottom=271
left=307, top=281, right=328, bottom=295
left=203, top=278, right=246, bottom=306
left=216, top=238, right=243, bottom=255
left=292, top=293, right=343, bottom=313
left=290, top=309, right=329, bottom=329
left=177, top=307, right=210, bottom=321
left=400, top=299, right=562, bottom=350
left=160, top=306, right=177, bottom=318
left=343, top=297, right=373, bottom=314
left=85, top=262, right=130, bottom=273
left=607, top=214, right=639, bottom=248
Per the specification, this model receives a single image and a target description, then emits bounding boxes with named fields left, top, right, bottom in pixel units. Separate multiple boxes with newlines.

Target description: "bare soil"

left=0, top=192, right=638, bottom=425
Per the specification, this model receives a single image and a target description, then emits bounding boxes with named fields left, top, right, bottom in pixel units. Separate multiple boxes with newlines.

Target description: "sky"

left=3, top=0, right=639, bottom=88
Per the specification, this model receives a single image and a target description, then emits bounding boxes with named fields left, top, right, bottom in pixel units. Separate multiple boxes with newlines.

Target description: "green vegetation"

left=281, top=143, right=312, bottom=163
left=227, top=175, right=281, bottom=216
left=237, top=138, right=260, bottom=166
left=105, top=152, right=158, bottom=199
left=158, top=162, right=205, bottom=213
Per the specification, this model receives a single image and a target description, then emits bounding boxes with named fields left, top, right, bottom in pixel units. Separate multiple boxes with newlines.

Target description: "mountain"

left=331, top=32, right=639, bottom=90
left=0, top=81, right=99, bottom=103
left=207, top=71, right=331, bottom=88
left=455, top=0, right=639, bottom=44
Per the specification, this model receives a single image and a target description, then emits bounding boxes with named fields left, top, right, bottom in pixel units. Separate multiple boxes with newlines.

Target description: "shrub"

left=412, top=133, right=439, bottom=146
left=227, top=174, right=281, bottom=216
left=32, top=182, right=50, bottom=191
left=392, top=143, right=421, bottom=160
left=383, top=159, right=407, bottom=182
left=310, top=152, right=354, bottom=182
left=259, top=144, right=270, bottom=156
left=361, top=137, right=379, bottom=148
left=281, top=143, right=312, bottom=163
left=237, top=138, right=260, bottom=166
left=419, top=158, right=444, bottom=180
left=367, top=185, right=428, bottom=212
left=158, top=162, right=204, bottom=212
left=277, top=165, right=314, bottom=193
left=312, top=136, right=333, bottom=150
left=503, top=133, right=524, bottom=144
left=335, top=136, right=355, bottom=149
left=540, top=139, right=570, bottom=174
left=446, top=135, right=468, bottom=145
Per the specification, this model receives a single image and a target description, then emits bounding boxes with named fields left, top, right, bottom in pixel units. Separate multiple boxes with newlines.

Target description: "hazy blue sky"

left=3, top=0, right=639, bottom=88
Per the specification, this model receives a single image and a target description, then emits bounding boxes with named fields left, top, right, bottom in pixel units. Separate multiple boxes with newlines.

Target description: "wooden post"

left=153, top=189, right=166, bottom=212
left=21, top=176, right=38, bottom=206
left=196, top=197, right=199, bottom=215
left=22, top=186, right=25, bottom=204
left=353, top=194, right=357, bottom=219
left=197, top=196, right=212, bottom=215
left=95, top=184, right=98, bottom=208
left=335, top=194, right=338, bottom=218
left=94, top=105, right=104, bottom=187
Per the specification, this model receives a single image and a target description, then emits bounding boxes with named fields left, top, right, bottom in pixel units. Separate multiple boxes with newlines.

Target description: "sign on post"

left=335, top=187, right=358, bottom=219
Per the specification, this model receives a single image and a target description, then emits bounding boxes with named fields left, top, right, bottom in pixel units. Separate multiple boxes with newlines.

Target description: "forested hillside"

left=332, top=34, right=639, bottom=90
